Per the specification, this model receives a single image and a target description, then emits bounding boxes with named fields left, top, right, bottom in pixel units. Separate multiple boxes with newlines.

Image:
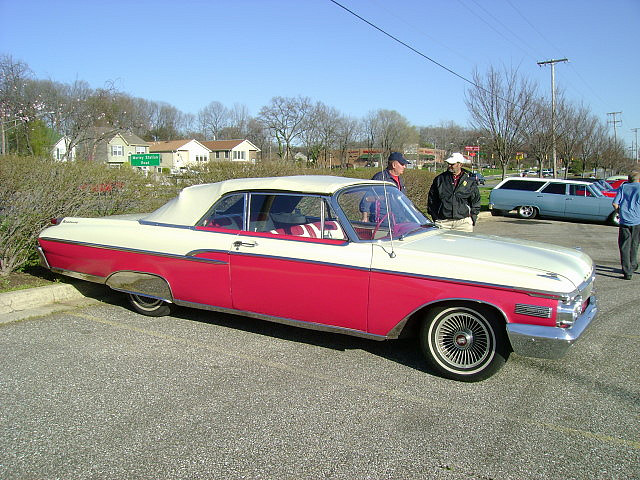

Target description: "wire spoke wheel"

left=433, top=310, right=492, bottom=369
left=420, top=306, right=508, bottom=382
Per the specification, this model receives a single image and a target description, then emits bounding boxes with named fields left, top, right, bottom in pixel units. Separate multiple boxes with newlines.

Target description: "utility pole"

left=631, top=127, right=639, bottom=163
left=538, top=58, right=568, bottom=178
left=607, top=112, right=622, bottom=144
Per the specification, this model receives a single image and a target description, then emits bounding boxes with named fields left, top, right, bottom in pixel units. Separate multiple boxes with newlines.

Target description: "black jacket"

left=427, top=169, right=481, bottom=224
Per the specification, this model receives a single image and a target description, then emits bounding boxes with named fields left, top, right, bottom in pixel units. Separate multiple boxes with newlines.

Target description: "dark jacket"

left=371, top=169, right=406, bottom=191
left=359, top=169, right=406, bottom=221
left=427, top=169, right=481, bottom=224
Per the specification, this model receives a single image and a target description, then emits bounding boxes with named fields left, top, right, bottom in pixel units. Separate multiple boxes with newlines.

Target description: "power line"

left=328, top=0, right=478, bottom=89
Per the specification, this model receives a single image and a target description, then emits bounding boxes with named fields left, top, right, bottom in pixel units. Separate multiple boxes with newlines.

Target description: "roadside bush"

left=0, top=156, right=174, bottom=275
left=0, top=156, right=437, bottom=276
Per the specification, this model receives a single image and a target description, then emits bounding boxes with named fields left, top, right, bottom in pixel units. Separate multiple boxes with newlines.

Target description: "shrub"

left=0, top=156, right=437, bottom=276
left=0, top=157, right=173, bottom=275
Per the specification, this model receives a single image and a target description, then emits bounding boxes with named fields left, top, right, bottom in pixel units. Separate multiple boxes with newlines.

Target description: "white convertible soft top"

left=142, top=175, right=387, bottom=227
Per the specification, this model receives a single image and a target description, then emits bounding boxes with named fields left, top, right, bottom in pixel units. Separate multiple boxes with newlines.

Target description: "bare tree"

left=375, top=109, right=416, bottom=158
left=466, top=66, right=538, bottom=179
left=335, top=115, right=359, bottom=166
left=522, top=97, right=553, bottom=176
left=197, top=101, right=230, bottom=140
left=258, top=96, right=312, bottom=161
left=245, top=117, right=270, bottom=160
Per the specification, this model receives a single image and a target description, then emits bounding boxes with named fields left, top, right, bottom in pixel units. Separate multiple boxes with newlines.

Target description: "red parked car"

left=607, top=179, right=627, bottom=189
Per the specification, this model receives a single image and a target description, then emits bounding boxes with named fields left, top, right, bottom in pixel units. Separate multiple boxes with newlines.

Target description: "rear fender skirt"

left=106, top=271, right=174, bottom=303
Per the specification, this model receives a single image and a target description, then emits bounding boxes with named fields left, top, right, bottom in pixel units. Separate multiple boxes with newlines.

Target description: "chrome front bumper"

left=506, top=295, right=598, bottom=359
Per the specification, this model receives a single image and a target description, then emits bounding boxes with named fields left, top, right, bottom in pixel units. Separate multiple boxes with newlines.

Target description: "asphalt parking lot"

left=1, top=214, right=639, bottom=480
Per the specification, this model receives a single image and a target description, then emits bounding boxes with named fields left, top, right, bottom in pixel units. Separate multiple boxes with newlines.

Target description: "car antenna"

left=379, top=154, right=396, bottom=258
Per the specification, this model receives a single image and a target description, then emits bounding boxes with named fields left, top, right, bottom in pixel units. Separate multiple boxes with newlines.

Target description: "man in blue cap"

left=360, top=151, right=410, bottom=221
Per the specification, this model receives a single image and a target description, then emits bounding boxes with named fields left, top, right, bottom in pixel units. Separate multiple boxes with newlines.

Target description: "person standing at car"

left=360, top=152, right=410, bottom=221
left=427, top=152, right=481, bottom=232
left=612, top=171, right=640, bottom=280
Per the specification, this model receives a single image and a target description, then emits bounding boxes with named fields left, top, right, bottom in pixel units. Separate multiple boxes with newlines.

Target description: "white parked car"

left=38, top=176, right=597, bottom=381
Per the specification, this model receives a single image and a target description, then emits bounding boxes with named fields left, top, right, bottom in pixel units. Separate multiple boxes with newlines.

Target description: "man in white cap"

left=427, top=152, right=481, bottom=232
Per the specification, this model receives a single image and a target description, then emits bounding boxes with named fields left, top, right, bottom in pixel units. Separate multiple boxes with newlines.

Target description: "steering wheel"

left=372, top=213, right=389, bottom=239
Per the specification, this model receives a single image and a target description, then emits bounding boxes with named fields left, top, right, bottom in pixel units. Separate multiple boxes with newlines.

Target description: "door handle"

left=233, top=240, right=258, bottom=249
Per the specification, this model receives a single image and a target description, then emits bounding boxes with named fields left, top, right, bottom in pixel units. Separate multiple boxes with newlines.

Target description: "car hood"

left=388, top=229, right=593, bottom=295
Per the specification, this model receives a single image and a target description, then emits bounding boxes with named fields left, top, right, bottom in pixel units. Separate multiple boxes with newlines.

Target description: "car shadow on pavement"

left=595, top=264, right=624, bottom=279
left=176, top=305, right=430, bottom=372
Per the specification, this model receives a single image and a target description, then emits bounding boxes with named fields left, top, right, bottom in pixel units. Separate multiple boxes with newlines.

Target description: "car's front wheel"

left=128, top=293, right=174, bottom=317
left=419, top=305, right=509, bottom=382
left=517, top=205, right=537, bottom=219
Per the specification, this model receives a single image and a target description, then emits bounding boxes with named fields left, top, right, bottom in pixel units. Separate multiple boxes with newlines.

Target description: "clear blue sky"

left=1, top=0, right=638, bottom=149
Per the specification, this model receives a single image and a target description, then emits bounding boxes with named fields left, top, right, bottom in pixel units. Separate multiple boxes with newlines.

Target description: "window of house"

left=111, top=145, right=124, bottom=156
left=136, top=146, right=146, bottom=154
left=233, top=150, right=246, bottom=160
left=215, top=151, right=221, bottom=159
left=224, top=151, right=229, bottom=159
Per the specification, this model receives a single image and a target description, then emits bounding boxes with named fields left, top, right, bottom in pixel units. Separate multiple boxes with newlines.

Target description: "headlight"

left=556, top=296, right=583, bottom=328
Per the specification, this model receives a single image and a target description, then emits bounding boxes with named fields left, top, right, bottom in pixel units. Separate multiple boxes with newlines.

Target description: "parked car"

left=566, top=178, right=617, bottom=198
left=489, top=177, right=619, bottom=225
left=607, top=178, right=628, bottom=189
left=470, top=172, right=485, bottom=185
left=37, top=176, right=597, bottom=382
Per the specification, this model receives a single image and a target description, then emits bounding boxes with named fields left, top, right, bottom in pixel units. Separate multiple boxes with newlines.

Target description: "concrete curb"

left=0, top=281, right=107, bottom=323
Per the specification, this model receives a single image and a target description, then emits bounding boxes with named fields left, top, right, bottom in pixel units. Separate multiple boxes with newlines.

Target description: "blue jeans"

left=618, top=224, right=640, bottom=277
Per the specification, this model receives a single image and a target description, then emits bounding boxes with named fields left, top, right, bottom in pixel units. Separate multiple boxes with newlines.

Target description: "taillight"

left=50, top=217, right=63, bottom=225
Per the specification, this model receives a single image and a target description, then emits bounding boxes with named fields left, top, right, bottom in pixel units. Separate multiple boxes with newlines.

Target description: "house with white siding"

left=201, top=139, right=260, bottom=163
left=51, top=135, right=76, bottom=161
left=149, top=139, right=211, bottom=173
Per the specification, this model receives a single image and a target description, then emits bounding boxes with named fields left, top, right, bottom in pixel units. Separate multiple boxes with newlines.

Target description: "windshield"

left=337, top=184, right=433, bottom=241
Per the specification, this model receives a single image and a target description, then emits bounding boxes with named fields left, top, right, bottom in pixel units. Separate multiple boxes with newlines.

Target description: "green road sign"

left=130, top=153, right=161, bottom=166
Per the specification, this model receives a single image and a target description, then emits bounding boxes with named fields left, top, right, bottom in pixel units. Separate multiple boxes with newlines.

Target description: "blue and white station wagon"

left=489, top=177, right=619, bottom=225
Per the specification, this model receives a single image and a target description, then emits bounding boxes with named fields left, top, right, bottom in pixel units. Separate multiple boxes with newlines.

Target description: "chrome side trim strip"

left=173, top=299, right=387, bottom=341
left=50, top=267, right=106, bottom=284
left=230, top=250, right=371, bottom=272
left=138, top=220, right=195, bottom=229
left=39, top=238, right=228, bottom=265
left=370, top=267, right=566, bottom=300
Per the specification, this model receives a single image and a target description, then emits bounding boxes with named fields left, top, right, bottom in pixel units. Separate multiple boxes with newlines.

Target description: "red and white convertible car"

left=37, top=176, right=597, bottom=381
